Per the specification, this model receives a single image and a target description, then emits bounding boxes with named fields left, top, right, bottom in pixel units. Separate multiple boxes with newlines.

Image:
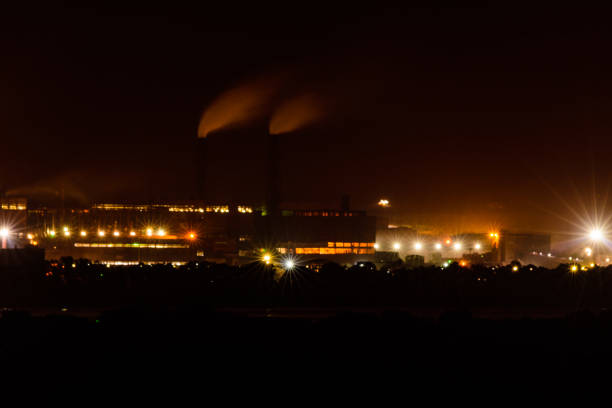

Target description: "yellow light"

left=157, top=228, right=166, bottom=236
left=378, top=199, right=390, bottom=207
left=98, top=230, right=105, bottom=237
left=445, top=239, right=451, bottom=245
left=113, top=231, right=120, bottom=237
left=63, top=226, right=69, bottom=232
left=49, top=230, right=56, bottom=237
left=512, top=265, right=519, bottom=272
left=26, top=233, right=33, bottom=240
left=414, top=242, right=422, bottom=250
left=591, top=263, right=595, bottom=268
left=80, top=231, right=87, bottom=237
left=146, top=228, right=153, bottom=236
left=64, top=230, right=71, bottom=237
left=393, top=242, right=401, bottom=250
left=262, top=254, right=271, bottom=264
left=188, top=232, right=196, bottom=240
left=571, top=265, right=578, bottom=272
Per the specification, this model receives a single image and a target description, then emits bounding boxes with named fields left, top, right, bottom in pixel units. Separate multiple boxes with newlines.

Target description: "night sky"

left=2, top=2, right=612, bottom=233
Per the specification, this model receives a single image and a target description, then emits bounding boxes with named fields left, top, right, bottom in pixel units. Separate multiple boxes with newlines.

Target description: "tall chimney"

left=266, top=132, right=280, bottom=216
left=195, top=137, right=208, bottom=203
left=341, top=194, right=350, bottom=212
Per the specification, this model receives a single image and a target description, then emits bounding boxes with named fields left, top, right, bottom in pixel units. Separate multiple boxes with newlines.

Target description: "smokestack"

left=195, top=137, right=208, bottom=203
left=266, top=132, right=280, bottom=216
left=341, top=194, right=350, bottom=212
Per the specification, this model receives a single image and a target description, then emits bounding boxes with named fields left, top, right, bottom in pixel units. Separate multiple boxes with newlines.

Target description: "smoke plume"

left=269, top=93, right=326, bottom=135
left=197, top=76, right=284, bottom=138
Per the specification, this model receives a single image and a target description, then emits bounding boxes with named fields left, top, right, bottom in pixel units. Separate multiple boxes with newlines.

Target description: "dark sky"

left=2, top=2, right=612, bottom=233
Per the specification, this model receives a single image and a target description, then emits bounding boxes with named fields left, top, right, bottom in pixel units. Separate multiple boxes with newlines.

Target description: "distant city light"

left=512, top=265, right=519, bottom=272
left=445, top=239, right=451, bottom=245
left=188, top=232, right=196, bottom=240
left=130, top=231, right=136, bottom=236
left=284, top=259, right=295, bottom=270
left=570, top=265, right=578, bottom=272
left=585, top=247, right=592, bottom=256
left=434, top=243, right=442, bottom=250
left=414, top=242, right=422, bottom=250
left=474, top=243, right=481, bottom=250
left=589, top=229, right=604, bottom=242
left=80, top=231, right=87, bottom=237
left=0, top=228, right=9, bottom=238
left=157, top=228, right=166, bottom=236
left=262, top=254, right=271, bottom=264
left=373, top=243, right=379, bottom=250
left=378, top=199, right=390, bottom=207
left=146, top=228, right=153, bottom=236
left=26, top=233, right=33, bottom=240
left=607, top=258, right=611, bottom=263
left=453, top=243, right=462, bottom=250
left=98, top=230, right=105, bottom=237
left=48, top=230, right=56, bottom=237
left=393, top=242, right=401, bottom=250
left=63, top=230, right=71, bottom=237
left=113, top=231, right=120, bottom=237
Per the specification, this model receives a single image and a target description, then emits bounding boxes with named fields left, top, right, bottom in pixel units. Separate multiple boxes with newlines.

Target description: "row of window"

left=327, top=242, right=375, bottom=248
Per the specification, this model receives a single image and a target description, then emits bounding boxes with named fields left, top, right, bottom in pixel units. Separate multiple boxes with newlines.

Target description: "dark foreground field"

left=3, top=306, right=612, bottom=382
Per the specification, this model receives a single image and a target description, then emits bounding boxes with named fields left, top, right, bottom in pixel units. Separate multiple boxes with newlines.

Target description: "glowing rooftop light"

left=590, top=229, right=604, bottom=242
left=414, top=242, right=422, bottom=250
left=393, top=242, right=401, bottom=250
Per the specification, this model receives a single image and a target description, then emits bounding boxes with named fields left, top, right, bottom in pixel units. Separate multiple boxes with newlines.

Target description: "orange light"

left=445, top=239, right=451, bottom=245
left=188, top=232, right=196, bottom=240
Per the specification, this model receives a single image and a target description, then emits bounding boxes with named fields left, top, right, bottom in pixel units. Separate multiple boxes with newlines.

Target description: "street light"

left=393, top=242, right=401, bottom=250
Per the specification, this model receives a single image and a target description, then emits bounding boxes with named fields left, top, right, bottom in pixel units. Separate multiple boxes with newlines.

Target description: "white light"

left=130, top=231, right=136, bottom=236
left=113, top=231, right=120, bottom=237
left=0, top=228, right=9, bottom=238
left=284, top=260, right=295, bottom=270
left=157, top=229, right=166, bottom=236
left=98, top=230, right=105, bottom=237
left=474, top=243, right=481, bottom=250
left=146, top=228, right=153, bottom=236
left=414, top=242, right=422, bottom=250
left=590, top=229, right=604, bottom=242
left=607, top=258, right=611, bottom=263
left=434, top=243, right=442, bottom=250
left=393, top=242, right=401, bottom=250
left=453, top=243, right=462, bottom=250
left=80, top=231, right=87, bottom=237
left=373, top=243, right=379, bottom=250
left=64, top=230, right=71, bottom=237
